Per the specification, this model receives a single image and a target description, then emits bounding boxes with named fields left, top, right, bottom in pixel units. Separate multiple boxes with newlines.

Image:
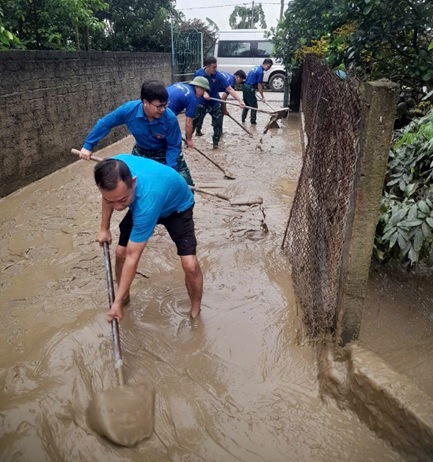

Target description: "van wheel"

left=269, top=73, right=285, bottom=92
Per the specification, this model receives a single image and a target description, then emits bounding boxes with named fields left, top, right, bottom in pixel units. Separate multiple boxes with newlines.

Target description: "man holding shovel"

left=167, top=76, right=210, bottom=149
left=193, top=56, right=245, bottom=149
left=218, top=71, right=247, bottom=131
left=79, top=80, right=194, bottom=186
left=94, top=155, right=203, bottom=321
left=242, top=58, right=273, bottom=125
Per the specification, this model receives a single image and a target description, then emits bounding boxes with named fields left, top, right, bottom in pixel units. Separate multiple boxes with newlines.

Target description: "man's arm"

left=80, top=103, right=129, bottom=160
left=107, top=240, right=147, bottom=322
left=184, top=116, right=194, bottom=148
left=226, top=86, right=245, bottom=108
left=257, top=83, right=266, bottom=102
left=165, top=117, right=183, bottom=169
left=96, top=198, right=114, bottom=244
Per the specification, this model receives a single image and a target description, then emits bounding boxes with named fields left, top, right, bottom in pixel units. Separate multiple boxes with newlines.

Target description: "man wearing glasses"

left=79, top=80, right=194, bottom=186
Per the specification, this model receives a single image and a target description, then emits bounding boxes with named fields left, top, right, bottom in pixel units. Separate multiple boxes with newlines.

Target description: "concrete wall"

left=0, top=51, right=171, bottom=198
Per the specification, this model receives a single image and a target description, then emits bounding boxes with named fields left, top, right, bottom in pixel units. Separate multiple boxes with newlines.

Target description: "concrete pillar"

left=336, top=80, right=399, bottom=346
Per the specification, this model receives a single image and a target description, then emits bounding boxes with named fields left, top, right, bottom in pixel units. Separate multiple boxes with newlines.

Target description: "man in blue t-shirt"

left=242, top=59, right=273, bottom=124
left=94, top=154, right=203, bottom=321
left=79, top=80, right=194, bottom=186
left=193, top=56, right=245, bottom=149
left=167, top=76, right=210, bottom=149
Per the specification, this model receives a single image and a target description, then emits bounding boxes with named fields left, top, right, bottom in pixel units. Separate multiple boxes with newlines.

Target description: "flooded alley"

left=0, top=99, right=404, bottom=461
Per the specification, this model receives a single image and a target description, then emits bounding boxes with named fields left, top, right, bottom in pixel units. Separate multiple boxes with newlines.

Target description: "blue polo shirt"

left=245, top=65, right=265, bottom=86
left=167, top=83, right=199, bottom=118
left=194, top=68, right=229, bottom=107
left=114, top=154, right=194, bottom=243
left=83, top=100, right=182, bottom=169
left=218, top=72, right=236, bottom=93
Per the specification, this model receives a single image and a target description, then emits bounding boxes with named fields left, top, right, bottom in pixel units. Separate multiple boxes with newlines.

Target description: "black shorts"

left=118, top=204, right=197, bottom=256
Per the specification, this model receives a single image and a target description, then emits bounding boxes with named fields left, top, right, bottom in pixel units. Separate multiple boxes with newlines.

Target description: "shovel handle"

left=71, top=148, right=104, bottom=162
left=208, top=97, right=274, bottom=114
left=226, top=113, right=253, bottom=136
left=102, top=241, right=125, bottom=387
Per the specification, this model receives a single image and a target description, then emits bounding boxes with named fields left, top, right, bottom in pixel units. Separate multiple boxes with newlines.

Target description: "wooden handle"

left=71, top=148, right=104, bottom=162
left=102, top=241, right=125, bottom=387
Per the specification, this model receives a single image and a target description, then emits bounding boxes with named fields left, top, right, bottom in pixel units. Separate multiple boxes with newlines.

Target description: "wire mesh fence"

left=283, top=55, right=362, bottom=337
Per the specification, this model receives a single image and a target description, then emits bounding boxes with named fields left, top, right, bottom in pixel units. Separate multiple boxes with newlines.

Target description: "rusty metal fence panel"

left=283, top=55, right=362, bottom=336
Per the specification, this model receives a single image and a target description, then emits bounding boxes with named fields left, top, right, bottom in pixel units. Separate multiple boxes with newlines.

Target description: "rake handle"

left=102, top=241, right=125, bottom=387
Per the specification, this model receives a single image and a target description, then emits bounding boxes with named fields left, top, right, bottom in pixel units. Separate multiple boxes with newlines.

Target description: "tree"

left=91, top=0, right=176, bottom=52
left=0, top=0, right=108, bottom=50
left=272, top=0, right=433, bottom=93
left=229, top=3, right=267, bottom=29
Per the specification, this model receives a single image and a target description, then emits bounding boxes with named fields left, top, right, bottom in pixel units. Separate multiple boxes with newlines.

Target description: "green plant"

left=375, top=109, right=433, bottom=265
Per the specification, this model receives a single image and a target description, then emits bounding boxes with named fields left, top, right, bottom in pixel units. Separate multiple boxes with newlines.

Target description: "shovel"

left=86, top=242, right=155, bottom=447
left=182, top=138, right=236, bottom=180
left=225, top=112, right=253, bottom=136
left=209, top=97, right=277, bottom=114
left=190, top=186, right=263, bottom=206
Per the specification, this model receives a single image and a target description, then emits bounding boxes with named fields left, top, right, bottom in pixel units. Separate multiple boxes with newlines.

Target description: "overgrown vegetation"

left=0, top=0, right=216, bottom=52
left=272, top=0, right=433, bottom=104
left=375, top=109, right=433, bottom=266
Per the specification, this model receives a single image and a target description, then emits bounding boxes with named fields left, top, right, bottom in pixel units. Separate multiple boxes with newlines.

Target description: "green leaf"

left=408, top=246, right=418, bottom=263
left=414, top=228, right=424, bottom=252
left=418, top=200, right=430, bottom=214
left=426, top=217, right=433, bottom=227
left=398, top=219, right=424, bottom=227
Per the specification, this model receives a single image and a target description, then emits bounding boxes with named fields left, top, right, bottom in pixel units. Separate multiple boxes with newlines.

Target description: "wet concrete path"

left=0, top=98, right=402, bottom=461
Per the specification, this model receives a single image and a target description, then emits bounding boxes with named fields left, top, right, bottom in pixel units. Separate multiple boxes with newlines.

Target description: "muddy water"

left=0, top=107, right=402, bottom=461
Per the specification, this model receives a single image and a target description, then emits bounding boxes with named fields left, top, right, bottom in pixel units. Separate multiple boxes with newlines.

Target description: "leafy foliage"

left=91, top=0, right=176, bottom=52
left=375, top=109, right=433, bottom=266
left=0, top=0, right=108, bottom=50
left=272, top=0, right=433, bottom=93
left=229, top=3, right=267, bottom=30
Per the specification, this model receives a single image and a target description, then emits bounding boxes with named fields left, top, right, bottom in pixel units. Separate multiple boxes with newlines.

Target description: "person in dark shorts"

left=94, top=154, right=203, bottom=321
left=79, top=80, right=194, bottom=186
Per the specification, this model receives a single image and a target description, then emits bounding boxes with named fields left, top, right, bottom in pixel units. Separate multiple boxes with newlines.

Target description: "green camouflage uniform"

left=132, top=145, right=194, bottom=186
left=193, top=104, right=223, bottom=146
left=242, top=84, right=258, bottom=123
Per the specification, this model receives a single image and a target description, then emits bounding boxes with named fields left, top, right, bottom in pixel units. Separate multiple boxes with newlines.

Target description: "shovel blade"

left=229, top=195, right=263, bottom=206
left=87, top=383, right=155, bottom=447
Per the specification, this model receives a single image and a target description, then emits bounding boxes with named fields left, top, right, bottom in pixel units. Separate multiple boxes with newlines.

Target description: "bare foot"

left=190, top=308, right=201, bottom=319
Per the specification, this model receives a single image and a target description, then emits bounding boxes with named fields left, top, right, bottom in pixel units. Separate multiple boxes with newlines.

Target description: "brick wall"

left=0, top=51, right=172, bottom=197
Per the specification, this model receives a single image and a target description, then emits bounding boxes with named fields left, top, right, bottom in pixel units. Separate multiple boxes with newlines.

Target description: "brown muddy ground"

left=0, top=98, right=403, bottom=461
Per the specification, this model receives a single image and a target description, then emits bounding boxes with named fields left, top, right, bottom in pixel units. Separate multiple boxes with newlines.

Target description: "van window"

left=218, top=41, right=252, bottom=58
left=256, top=41, right=273, bottom=58
left=217, top=40, right=273, bottom=59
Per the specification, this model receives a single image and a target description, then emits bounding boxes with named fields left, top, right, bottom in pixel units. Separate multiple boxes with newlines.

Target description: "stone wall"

left=0, top=51, right=171, bottom=197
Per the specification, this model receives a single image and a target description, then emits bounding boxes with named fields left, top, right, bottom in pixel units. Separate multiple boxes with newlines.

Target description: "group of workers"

left=79, top=56, right=273, bottom=323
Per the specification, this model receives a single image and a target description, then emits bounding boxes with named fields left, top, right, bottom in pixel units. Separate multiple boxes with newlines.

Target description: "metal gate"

left=170, top=26, right=203, bottom=82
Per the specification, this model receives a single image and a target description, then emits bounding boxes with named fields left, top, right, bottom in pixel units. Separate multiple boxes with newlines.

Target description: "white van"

left=210, top=29, right=286, bottom=92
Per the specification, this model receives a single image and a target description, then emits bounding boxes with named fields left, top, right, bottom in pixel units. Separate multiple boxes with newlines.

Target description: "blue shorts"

left=118, top=204, right=197, bottom=256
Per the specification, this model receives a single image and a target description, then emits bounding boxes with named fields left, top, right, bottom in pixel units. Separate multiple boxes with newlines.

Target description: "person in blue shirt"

left=193, top=56, right=245, bottom=149
left=167, top=76, right=210, bottom=149
left=218, top=70, right=246, bottom=112
left=242, top=59, right=273, bottom=125
left=94, top=155, right=203, bottom=321
left=79, top=80, right=194, bottom=186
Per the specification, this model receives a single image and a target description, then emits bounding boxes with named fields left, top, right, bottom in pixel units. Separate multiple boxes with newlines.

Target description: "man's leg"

left=243, top=84, right=257, bottom=124
left=180, top=255, right=203, bottom=319
left=176, top=153, right=194, bottom=186
left=193, top=104, right=206, bottom=136
left=210, top=104, right=223, bottom=148
left=116, top=211, right=134, bottom=305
